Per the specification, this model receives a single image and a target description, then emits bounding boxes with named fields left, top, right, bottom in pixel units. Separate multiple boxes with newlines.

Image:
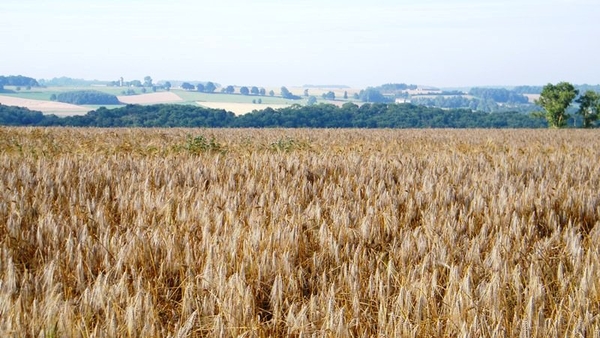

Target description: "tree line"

left=53, top=90, right=120, bottom=105
left=1, top=102, right=547, bottom=128
left=534, top=82, right=600, bottom=128
left=0, top=75, right=39, bottom=88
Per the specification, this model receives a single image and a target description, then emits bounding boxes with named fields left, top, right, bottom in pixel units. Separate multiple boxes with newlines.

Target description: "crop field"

left=0, top=95, right=89, bottom=116
left=1, top=128, right=599, bottom=336
left=196, top=102, right=292, bottom=115
left=1, top=86, right=355, bottom=116
left=173, top=89, right=296, bottom=105
left=117, top=92, right=183, bottom=105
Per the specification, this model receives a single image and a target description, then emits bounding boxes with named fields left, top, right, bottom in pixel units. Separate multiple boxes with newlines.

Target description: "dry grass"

left=1, top=128, right=600, bottom=337
left=0, top=95, right=89, bottom=116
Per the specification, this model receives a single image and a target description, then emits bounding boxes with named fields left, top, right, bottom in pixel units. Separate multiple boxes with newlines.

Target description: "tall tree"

left=143, top=76, right=153, bottom=87
left=240, top=86, right=250, bottom=95
left=259, top=88, right=266, bottom=96
left=225, top=85, right=235, bottom=94
left=181, top=82, right=195, bottom=90
left=205, top=82, right=216, bottom=93
left=535, top=82, right=578, bottom=128
left=251, top=86, right=259, bottom=95
left=196, top=83, right=205, bottom=92
left=164, top=81, right=171, bottom=91
left=576, top=90, right=600, bottom=128
left=322, top=91, right=335, bottom=100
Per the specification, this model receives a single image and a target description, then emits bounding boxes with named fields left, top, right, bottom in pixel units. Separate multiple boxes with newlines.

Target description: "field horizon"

left=0, top=84, right=353, bottom=116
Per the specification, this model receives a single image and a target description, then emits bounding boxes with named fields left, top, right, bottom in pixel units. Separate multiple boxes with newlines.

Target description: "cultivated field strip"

left=1, top=128, right=600, bottom=336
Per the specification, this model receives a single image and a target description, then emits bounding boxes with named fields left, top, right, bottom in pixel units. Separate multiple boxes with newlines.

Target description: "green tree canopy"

left=576, top=90, right=600, bottom=128
left=181, top=82, right=195, bottom=90
left=240, top=86, right=250, bottom=95
left=359, top=88, right=392, bottom=103
left=322, top=91, right=335, bottom=100
left=56, top=90, right=120, bottom=105
left=535, top=82, right=579, bottom=128
left=205, top=82, right=216, bottom=93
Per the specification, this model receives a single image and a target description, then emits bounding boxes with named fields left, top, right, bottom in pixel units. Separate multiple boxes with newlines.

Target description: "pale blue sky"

left=1, top=0, right=598, bottom=87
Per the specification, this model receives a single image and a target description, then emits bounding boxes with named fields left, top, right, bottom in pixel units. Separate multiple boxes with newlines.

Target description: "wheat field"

left=1, top=128, right=599, bottom=337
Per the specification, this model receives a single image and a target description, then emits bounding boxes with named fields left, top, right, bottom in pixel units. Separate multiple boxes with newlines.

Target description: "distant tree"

left=152, top=86, right=157, bottom=92
left=56, top=90, right=119, bottom=104
left=0, top=75, right=39, bottom=87
left=164, top=81, right=172, bottom=91
left=130, top=80, right=142, bottom=87
left=251, top=86, right=259, bottom=95
left=359, top=88, right=391, bottom=103
left=469, top=87, right=528, bottom=104
left=280, top=86, right=301, bottom=99
left=344, top=91, right=348, bottom=99
left=16, top=86, right=21, bottom=91
left=205, top=82, right=216, bottom=93
left=322, top=91, right=335, bottom=100
left=259, top=88, right=266, bottom=96
left=143, top=76, right=153, bottom=87
left=141, top=87, right=147, bottom=93
left=26, top=85, right=31, bottom=90
left=240, top=86, right=250, bottom=95
left=269, top=90, right=275, bottom=97
left=252, top=99, right=256, bottom=104
left=576, top=90, right=600, bottom=128
left=307, top=96, right=317, bottom=105
left=50, top=94, right=57, bottom=101
left=225, top=85, right=235, bottom=94
left=196, top=83, right=205, bottom=92
left=534, top=82, right=578, bottom=128
left=304, top=89, right=309, bottom=97
left=257, top=98, right=262, bottom=104
left=181, top=82, right=195, bottom=90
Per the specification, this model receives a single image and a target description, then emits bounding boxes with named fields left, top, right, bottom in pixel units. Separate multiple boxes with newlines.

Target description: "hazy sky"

left=1, top=0, right=598, bottom=88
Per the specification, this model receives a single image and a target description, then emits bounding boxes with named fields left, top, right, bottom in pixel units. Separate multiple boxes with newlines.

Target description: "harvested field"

left=0, top=95, right=88, bottom=116
left=1, top=128, right=600, bottom=336
left=196, top=101, right=291, bottom=115
left=117, top=92, right=183, bottom=104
